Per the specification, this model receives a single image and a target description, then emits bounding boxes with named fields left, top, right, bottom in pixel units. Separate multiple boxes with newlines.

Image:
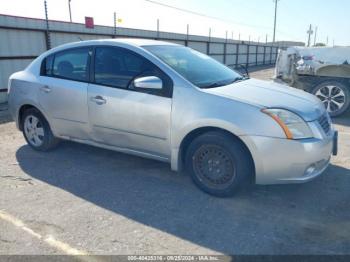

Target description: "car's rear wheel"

left=22, top=108, right=59, bottom=151
left=312, top=81, right=350, bottom=117
left=185, top=131, right=253, bottom=197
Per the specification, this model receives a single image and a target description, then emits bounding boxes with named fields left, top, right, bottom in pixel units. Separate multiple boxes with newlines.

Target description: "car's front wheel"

left=185, top=131, right=253, bottom=197
left=312, top=81, right=350, bottom=117
left=22, top=108, right=60, bottom=151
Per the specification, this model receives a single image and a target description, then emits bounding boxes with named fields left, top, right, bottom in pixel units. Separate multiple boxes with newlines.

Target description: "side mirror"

left=238, top=64, right=250, bottom=78
left=133, top=76, right=163, bottom=90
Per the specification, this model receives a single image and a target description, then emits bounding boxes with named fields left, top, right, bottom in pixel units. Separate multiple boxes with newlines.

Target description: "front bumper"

left=242, top=131, right=337, bottom=185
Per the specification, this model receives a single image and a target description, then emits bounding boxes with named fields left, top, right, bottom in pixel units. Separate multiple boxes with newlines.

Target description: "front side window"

left=94, top=47, right=159, bottom=89
left=52, top=48, right=90, bottom=82
left=144, top=45, right=244, bottom=89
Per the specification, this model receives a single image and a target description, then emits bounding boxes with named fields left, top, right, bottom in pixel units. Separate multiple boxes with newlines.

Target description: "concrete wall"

left=0, top=14, right=283, bottom=103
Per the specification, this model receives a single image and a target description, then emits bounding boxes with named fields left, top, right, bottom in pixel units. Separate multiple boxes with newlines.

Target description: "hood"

left=204, top=79, right=325, bottom=121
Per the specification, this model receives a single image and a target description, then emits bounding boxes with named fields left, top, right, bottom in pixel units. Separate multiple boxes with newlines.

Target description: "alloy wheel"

left=315, top=85, right=346, bottom=114
left=24, top=115, right=45, bottom=147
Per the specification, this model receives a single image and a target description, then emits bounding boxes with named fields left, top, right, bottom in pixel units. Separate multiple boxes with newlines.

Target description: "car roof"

left=108, top=38, right=179, bottom=46
left=46, top=38, right=179, bottom=54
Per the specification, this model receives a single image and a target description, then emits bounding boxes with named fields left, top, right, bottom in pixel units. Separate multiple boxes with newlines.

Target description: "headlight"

left=262, top=108, right=313, bottom=140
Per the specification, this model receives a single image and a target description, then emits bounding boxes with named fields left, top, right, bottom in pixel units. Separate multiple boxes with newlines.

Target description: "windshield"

left=144, top=45, right=245, bottom=89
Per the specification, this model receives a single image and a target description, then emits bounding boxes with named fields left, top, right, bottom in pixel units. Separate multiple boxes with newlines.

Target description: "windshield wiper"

left=200, top=81, right=227, bottom=89
left=200, top=76, right=248, bottom=89
left=232, top=76, right=249, bottom=83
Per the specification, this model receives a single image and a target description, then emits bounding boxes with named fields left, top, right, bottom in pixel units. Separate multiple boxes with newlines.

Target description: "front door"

left=88, top=46, right=173, bottom=158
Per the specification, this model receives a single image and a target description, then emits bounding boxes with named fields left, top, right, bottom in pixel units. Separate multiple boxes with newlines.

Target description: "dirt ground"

left=1, top=67, right=350, bottom=256
left=249, top=66, right=276, bottom=81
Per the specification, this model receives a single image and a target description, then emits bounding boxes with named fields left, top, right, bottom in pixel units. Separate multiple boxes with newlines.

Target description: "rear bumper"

left=241, top=131, right=336, bottom=185
left=7, top=96, right=18, bottom=129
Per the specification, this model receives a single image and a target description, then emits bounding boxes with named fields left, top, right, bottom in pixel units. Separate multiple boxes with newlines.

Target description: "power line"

left=144, top=0, right=305, bottom=43
left=143, top=0, right=272, bottom=30
left=276, top=29, right=304, bottom=41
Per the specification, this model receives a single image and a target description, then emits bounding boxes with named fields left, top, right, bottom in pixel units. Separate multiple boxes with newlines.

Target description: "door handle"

left=40, top=85, right=51, bottom=93
left=91, top=96, right=107, bottom=105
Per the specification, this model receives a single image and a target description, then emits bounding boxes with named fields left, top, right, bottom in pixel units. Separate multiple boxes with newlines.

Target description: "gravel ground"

left=249, top=66, right=276, bottom=81
left=1, top=67, right=350, bottom=256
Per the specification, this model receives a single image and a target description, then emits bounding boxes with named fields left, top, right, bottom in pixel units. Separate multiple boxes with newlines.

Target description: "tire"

left=312, top=81, right=350, bottom=117
left=185, top=131, right=253, bottom=198
left=22, top=108, right=60, bottom=151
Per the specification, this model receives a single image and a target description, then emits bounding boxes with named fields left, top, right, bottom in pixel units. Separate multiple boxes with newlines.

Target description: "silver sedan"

left=8, top=39, right=338, bottom=197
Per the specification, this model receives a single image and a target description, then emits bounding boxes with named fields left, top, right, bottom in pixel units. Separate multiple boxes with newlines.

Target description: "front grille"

left=318, top=114, right=331, bottom=135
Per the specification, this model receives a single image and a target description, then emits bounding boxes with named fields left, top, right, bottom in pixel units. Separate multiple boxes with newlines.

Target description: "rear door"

left=88, top=46, right=173, bottom=158
left=39, top=47, right=92, bottom=139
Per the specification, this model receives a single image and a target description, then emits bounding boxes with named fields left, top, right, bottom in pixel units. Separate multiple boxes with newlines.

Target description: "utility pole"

left=68, top=0, right=72, bottom=22
left=307, top=24, right=313, bottom=47
left=272, top=0, right=280, bottom=43
left=313, top=26, right=318, bottom=46
left=266, top=34, right=268, bottom=43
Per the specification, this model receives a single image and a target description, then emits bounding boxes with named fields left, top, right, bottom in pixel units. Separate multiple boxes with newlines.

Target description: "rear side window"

left=53, top=48, right=90, bottom=81
left=41, top=55, right=54, bottom=76
left=41, top=48, right=90, bottom=82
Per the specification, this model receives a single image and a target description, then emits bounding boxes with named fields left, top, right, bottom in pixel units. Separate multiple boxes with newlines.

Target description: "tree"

left=314, top=43, right=326, bottom=47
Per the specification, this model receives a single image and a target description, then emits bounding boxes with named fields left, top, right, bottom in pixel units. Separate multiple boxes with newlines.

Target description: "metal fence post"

left=270, top=46, right=273, bottom=65
left=157, top=19, right=160, bottom=39
left=207, top=28, right=211, bottom=55
left=185, top=24, right=189, bottom=46
left=223, top=35, right=227, bottom=65
left=113, top=12, right=117, bottom=38
left=235, top=43, right=239, bottom=68
left=246, top=43, right=249, bottom=68
left=44, top=0, right=51, bottom=50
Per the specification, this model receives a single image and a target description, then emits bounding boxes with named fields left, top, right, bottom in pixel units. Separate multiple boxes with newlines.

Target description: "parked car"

left=8, top=39, right=338, bottom=197
left=276, top=46, right=350, bottom=117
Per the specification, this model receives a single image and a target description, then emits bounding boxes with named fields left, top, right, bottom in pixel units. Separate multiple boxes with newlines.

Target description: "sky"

left=1, top=0, right=349, bottom=46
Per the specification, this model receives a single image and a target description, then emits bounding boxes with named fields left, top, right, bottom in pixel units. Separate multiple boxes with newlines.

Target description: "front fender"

left=170, top=119, right=250, bottom=172
left=173, top=118, right=246, bottom=148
